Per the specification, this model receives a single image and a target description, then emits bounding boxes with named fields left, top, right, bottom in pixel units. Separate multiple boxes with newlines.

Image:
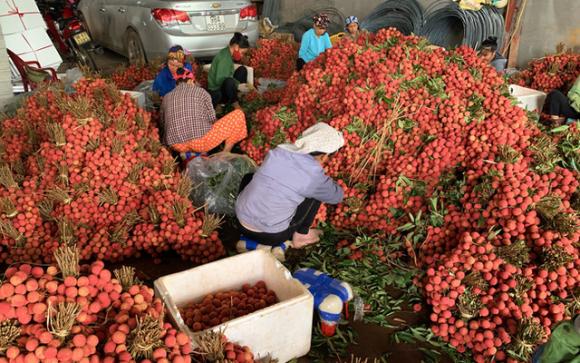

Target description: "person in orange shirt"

left=161, top=68, right=247, bottom=161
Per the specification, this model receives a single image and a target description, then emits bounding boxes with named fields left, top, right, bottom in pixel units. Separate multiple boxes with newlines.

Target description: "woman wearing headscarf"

left=296, top=13, right=332, bottom=71
left=478, top=37, right=507, bottom=73
left=208, top=32, right=251, bottom=109
left=543, top=75, right=580, bottom=124
left=344, top=16, right=366, bottom=41
left=162, top=68, right=248, bottom=161
left=152, top=45, right=194, bottom=97
left=235, top=123, right=345, bottom=249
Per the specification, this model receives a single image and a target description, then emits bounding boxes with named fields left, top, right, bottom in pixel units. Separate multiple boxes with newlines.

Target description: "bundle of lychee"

left=191, top=330, right=259, bottom=363
left=0, top=79, right=224, bottom=265
left=180, top=281, right=279, bottom=332
left=109, top=60, right=201, bottom=91
left=418, top=155, right=580, bottom=362
left=0, top=246, right=193, bottom=363
left=510, top=52, right=579, bottom=93
left=239, top=28, right=580, bottom=361
left=222, top=341, right=255, bottom=363
left=110, top=63, right=159, bottom=90
left=247, top=38, right=298, bottom=81
left=241, top=28, right=539, bottom=234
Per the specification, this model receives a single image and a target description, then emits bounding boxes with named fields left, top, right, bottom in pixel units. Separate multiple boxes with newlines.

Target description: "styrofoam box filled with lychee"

left=154, top=250, right=314, bottom=363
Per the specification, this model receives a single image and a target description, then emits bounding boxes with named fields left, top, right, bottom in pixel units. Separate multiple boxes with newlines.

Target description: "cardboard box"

left=0, top=0, right=46, bottom=35
left=154, top=250, right=314, bottom=363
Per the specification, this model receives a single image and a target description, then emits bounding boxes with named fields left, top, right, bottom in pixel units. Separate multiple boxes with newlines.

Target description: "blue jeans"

left=532, top=345, right=545, bottom=363
left=237, top=173, right=321, bottom=246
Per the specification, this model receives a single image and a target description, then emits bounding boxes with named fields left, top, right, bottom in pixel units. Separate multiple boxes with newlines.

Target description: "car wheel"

left=126, top=29, right=147, bottom=66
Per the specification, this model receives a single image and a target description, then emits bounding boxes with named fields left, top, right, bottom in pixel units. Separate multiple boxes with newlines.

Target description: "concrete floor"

left=58, top=48, right=127, bottom=76
left=93, top=48, right=128, bottom=75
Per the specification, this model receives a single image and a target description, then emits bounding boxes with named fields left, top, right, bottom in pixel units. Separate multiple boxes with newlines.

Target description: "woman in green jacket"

left=208, top=33, right=250, bottom=109
left=544, top=75, right=580, bottom=124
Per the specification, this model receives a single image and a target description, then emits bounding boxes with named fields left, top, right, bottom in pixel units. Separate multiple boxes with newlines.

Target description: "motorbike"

left=38, top=0, right=100, bottom=71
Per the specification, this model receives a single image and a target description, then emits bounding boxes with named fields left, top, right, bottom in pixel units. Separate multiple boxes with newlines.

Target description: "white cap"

left=278, top=123, right=344, bottom=155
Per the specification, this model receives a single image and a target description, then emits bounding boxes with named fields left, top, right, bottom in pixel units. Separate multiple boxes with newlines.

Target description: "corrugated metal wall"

left=516, top=0, right=580, bottom=67
left=0, top=24, right=13, bottom=107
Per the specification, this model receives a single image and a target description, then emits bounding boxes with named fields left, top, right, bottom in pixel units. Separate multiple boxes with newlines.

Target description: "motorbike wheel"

left=73, top=46, right=98, bottom=71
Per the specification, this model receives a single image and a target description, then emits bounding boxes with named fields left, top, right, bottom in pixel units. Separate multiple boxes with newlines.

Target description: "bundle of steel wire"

left=360, top=0, right=424, bottom=35
left=277, top=7, right=346, bottom=42
left=420, top=0, right=505, bottom=50
left=274, top=0, right=503, bottom=53
left=262, top=0, right=282, bottom=26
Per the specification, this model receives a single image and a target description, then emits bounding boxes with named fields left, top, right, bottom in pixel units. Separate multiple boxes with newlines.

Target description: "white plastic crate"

left=509, top=84, right=547, bottom=112
left=154, top=250, right=313, bottom=363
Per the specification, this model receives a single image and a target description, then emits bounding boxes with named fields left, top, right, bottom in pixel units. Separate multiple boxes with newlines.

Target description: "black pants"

left=544, top=90, right=580, bottom=119
left=210, top=66, right=248, bottom=106
left=237, top=173, right=321, bottom=246
left=296, top=58, right=306, bottom=71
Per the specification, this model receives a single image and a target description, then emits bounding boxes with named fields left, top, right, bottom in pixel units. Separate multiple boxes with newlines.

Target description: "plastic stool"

left=293, top=268, right=353, bottom=336
left=236, top=235, right=291, bottom=262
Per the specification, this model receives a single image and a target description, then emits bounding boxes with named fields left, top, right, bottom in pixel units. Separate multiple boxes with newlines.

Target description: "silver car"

left=78, top=0, right=259, bottom=64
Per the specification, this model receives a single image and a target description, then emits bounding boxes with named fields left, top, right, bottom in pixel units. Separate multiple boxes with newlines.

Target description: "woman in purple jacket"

left=235, top=123, right=345, bottom=248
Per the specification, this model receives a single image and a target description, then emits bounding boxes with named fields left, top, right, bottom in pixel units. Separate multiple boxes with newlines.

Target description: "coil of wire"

left=275, top=0, right=504, bottom=53
left=420, top=0, right=505, bottom=50
left=262, top=0, right=282, bottom=27
left=360, top=0, right=424, bottom=35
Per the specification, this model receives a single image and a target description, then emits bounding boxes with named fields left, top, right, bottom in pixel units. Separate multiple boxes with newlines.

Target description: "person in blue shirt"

left=296, top=13, right=332, bottom=71
left=344, top=16, right=366, bottom=41
left=152, top=45, right=194, bottom=97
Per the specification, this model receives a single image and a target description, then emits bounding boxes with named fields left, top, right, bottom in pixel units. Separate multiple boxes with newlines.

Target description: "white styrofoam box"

left=4, top=32, right=31, bottom=54
left=11, top=84, right=24, bottom=93
left=22, top=28, right=52, bottom=51
left=6, top=28, right=62, bottom=70
left=0, top=0, right=46, bottom=35
left=27, top=46, right=61, bottom=68
left=202, top=63, right=254, bottom=88
left=154, top=250, right=313, bottom=363
left=509, top=84, right=547, bottom=112
left=120, top=90, right=146, bottom=108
